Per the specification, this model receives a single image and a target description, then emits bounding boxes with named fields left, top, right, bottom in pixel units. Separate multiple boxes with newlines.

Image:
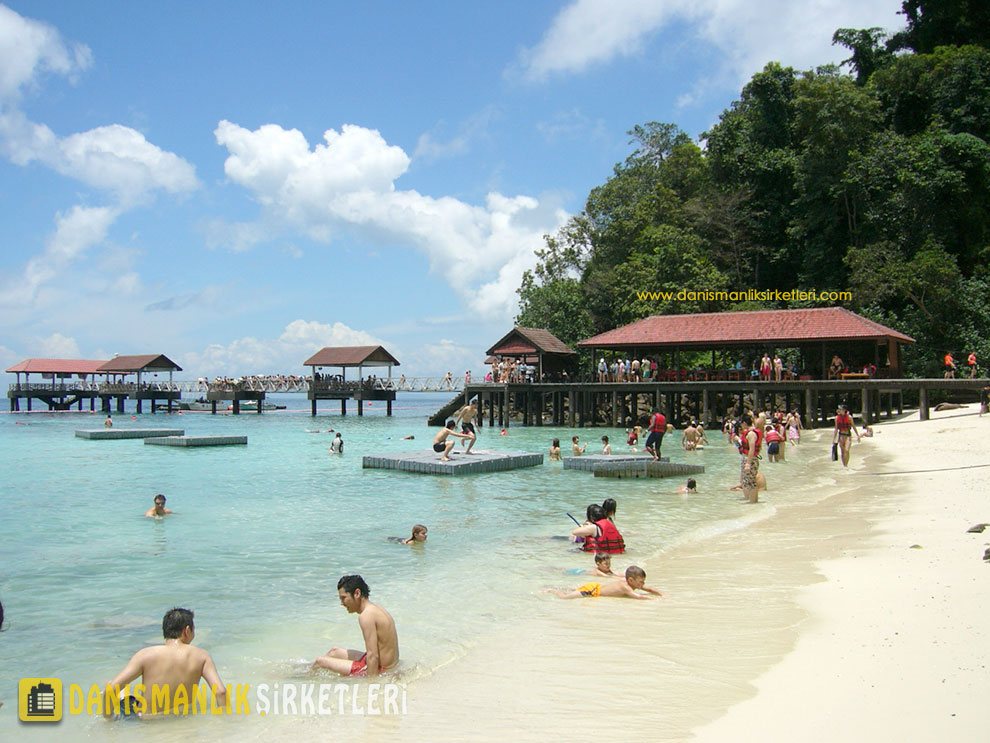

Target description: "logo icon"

left=19, top=678, right=62, bottom=722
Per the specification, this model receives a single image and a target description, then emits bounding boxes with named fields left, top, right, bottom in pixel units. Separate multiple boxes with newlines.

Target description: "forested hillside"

left=516, top=0, right=989, bottom=377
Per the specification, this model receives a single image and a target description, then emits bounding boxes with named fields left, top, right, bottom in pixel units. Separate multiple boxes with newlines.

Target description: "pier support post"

left=861, top=387, right=871, bottom=424
left=116, top=397, right=124, bottom=413
left=499, top=391, right=505, bottom=428
left=387, top=399, right=392, bottom=416
left=568, top=390, right=575, bottom=428
left=215, top=401, right=220, bottom=415
left=611, top=391, right=618, bottom=428
left=358, top=396, right=363, bottom=416
left=919, top=388, right=929, bottom=420
left=665, top=393, right=673, bottom=425
left=257, top=398, right=263, bottom=414
left=341, top=399, right=347, bottom=415
left=702, top=389, right=710, bottom=425
left=232, top=400, right=240, bottom=415
left=136, top=398, right=142, bottom=414
left=536, top=392, right=543, bottom=426
left=805, top=389, right=815, bottom=429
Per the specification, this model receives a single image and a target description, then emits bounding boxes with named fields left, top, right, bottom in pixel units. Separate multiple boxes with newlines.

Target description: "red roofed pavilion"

left=486, top=327, right=576, bottom=380
left=578, top=307, right=914, bottom=378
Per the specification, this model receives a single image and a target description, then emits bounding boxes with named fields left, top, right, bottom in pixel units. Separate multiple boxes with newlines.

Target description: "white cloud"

left=0, top=205, right=118, bottom=306
left=397, top=338, right=482, bottom=378
left=517, top=0, right=672, bottom=81
left=413, top=106, right=497, bottom=162
left=35, top=332, right=81, bottom=358
left=0, top=3, right=91, bottom=102
left=517, top=0, right=903, bottom=92
left=215, top=120, right=569, bottom=321
left=178, top=319, right=385, bottom=378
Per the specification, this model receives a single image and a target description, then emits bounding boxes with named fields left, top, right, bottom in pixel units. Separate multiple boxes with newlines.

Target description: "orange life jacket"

left=582, top=519, right=626, bottom=554
left=739, top=426, right=763, bottom=456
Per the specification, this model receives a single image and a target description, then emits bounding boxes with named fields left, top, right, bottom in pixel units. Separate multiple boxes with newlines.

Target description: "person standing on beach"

left=453, top=399, right=479, bottom=454
left=104, top=607, right=226, bottom=718
left=645, top=408, right=666, bottom=461
left=832, top=404, right=861, bottom=468
left=314, top=575, right=399, bottom=677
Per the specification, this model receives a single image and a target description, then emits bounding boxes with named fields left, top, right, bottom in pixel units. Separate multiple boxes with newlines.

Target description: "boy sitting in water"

left=549, top=566, right=662, bottom=599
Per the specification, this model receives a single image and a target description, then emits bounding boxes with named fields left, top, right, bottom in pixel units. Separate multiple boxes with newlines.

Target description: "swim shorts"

left=577, top=582, right=601, bottom=597
left=767, top=441, right=779, bottom=456
left=645, top=431, right=664, bottom=452
left=348, top=653, right=395, bottom=676
left=110, top=694, right=143, bottom=720
left=433, top=443, right=446, bottom=453
left=461, top=422, right=475, bottom=434
left=740, top=456, right=760, bottom=490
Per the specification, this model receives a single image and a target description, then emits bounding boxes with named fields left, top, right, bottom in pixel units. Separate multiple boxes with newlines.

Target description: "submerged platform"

left=592, top=460, right=705, bottom=479
left=75, top=428, right=184, bottom=440
left=362, top=449, right=543, bottom=476
left=145, top=435, right=247, bottom=447
left=563, top=454, right=668, bottom=471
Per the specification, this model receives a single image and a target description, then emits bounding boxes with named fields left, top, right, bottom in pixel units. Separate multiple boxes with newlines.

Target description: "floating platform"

left=592, top=460, right=705, bottom=479
left=144, top=435, right=247, bottom=447
left=563, top=454, right=667, bottom=471
left=362, top=449, right=543, bottom=476
left=75, top=428, right=184, bottom=440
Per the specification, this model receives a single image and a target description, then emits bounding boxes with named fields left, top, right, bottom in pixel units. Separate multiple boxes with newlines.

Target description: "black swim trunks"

left=433, top=443, right=446, bottom=453
left=461, top=422, right=475, bottom=434
left=645, top=431, right=664, bottom=452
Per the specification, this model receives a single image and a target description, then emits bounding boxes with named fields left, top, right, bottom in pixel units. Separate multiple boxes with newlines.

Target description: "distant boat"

left=230, top=401, right=286, bottom=411
left=174, top=399, right=212, bottom=411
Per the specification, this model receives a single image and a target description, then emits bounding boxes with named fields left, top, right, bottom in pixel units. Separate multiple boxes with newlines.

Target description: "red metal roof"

left=578, top=307, right=915, bottom=349
left=486, top=327, right=575, bottom=357
left=304, top=346, right=400, bottom=367
left=96, top=354, right=183, bottom=372
left=6, top=359, right=107, bottom=375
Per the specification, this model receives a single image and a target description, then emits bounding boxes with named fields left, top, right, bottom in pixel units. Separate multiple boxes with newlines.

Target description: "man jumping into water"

left=453, top=398, right=479, bottom=454
left=313, top=575, right=399, bottom=677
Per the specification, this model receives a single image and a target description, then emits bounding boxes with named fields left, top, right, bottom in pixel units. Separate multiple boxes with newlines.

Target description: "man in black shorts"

left=645, top=408, right=666, bottom=461
left=454, top=398, right=479, bottom=453
left=432, top=420, right=470, bottom=462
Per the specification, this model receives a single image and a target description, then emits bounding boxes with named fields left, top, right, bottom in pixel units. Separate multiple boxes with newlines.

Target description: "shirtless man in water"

left=314, top=575, right=399, bottom=677
left=104, top=608, right=226, bottom=717
left=144, top=494, right=173, bottom=518
left=453, top=398, right=479, bottom=453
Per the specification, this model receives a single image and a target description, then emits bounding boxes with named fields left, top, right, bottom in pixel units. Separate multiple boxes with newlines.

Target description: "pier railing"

left=9, top=376, right=467, bottom=394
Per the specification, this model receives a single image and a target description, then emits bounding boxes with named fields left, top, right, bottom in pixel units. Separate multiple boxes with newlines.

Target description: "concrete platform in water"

left=592, top=460, right=705, bottom=479
left=563, top=454, right=668, bottom=471
left=144, top=435, right=247, bottom=447
left=362, top=449, right=543, bottom=476
left=75, top=428, right=184, bottom=440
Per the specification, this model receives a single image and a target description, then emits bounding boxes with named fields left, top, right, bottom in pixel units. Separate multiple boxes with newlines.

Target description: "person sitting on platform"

left=828, top=355, right=844, bottom=379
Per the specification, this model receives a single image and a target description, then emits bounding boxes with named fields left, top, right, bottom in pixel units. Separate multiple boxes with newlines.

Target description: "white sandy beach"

left=692, top=406, right=990, bottom=742
left=390, top=406, right=990, bottom=742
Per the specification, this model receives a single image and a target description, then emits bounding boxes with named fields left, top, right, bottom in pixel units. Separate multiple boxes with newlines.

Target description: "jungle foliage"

left=516, top=1, right=990, bottom=376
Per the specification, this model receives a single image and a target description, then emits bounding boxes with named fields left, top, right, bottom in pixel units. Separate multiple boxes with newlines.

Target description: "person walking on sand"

left=832, top=404, right=861, bottom=468
left=313, top=575, right=398, bottom=677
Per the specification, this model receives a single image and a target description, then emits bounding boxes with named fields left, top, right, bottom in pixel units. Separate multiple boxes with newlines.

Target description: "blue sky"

left=0, top=0, right=903, bottom=378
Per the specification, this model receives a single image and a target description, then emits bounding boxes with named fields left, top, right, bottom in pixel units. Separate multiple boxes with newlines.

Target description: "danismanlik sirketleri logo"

left=19, top=678, right=62, bottom=722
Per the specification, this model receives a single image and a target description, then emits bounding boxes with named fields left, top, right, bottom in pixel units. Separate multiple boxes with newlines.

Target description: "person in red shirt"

left=944, top=353, right=956, bottom=379
left=967, top=352, right=977, bottom=378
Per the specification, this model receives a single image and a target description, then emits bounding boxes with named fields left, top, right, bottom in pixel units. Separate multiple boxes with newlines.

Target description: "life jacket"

left=836, top=412, right=852, bottom=433
left=649, top=413, right=666, bottom=433
left=739, top=426, right=763, bottom=456
left=944, top=354, right=953, bottom=365
left=968, top=354, right=976, bottom=365
left=765, top=428, right=782, bottom=443
left=582, top=519, right=625, bottom=554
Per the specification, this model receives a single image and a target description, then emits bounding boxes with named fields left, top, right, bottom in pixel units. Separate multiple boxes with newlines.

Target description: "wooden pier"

left=448, top=378, right=988, bottom=429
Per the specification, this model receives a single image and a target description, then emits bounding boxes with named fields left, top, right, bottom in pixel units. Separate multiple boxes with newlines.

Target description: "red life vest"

left=765, top=428, right=782, bottom=443
left=582, top=519, right=626, bottom=554
left=739, top=426, right=763, bottom=456
left=649, top=413, right=666, bottom=433
left=836, top=412, right=852, bottom=433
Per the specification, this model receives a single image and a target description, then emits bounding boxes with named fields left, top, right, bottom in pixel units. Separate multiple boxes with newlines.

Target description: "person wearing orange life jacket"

left=764, top=424, right=783, bottom=463
left=967, top=352, right=977, bottom=379
left=645, top=408, right=666, bottom=461
left=944, top=352, right=956, bottom=379
left=738, top=412, right=763, bottom=504
left=571, top=504, right=626, bottom=554
left=832, top=404, right=861, bottom=468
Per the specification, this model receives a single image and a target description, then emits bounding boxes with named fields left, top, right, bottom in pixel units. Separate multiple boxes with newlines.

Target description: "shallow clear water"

left=0, top=392, right=824, bottom=738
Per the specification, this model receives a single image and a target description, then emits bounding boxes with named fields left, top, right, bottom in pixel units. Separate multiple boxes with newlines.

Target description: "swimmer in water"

left=677, top=478, right=697, bottom=493
left=396, top=524, right=427, bottom=545
left=144, top=494, right=173, bottom=518
left=549, top=438, right=562, bottom=461
left=548, top=566, right=662, bottom=599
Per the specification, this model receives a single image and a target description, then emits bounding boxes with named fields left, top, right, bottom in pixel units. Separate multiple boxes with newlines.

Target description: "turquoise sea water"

left=0, top=392, right=810, bottom=739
